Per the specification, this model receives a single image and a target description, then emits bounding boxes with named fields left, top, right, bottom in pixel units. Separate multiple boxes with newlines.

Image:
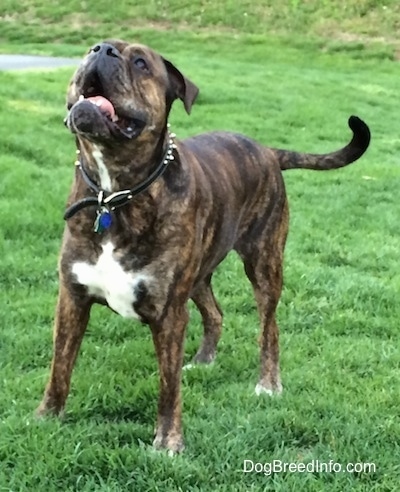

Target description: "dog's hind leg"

left=236, top=199, right=288, bottom=396
left=191, top=274, right=223, bottom=364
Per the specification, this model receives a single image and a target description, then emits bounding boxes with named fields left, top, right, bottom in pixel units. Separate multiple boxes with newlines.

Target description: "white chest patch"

left=72, top=242, right=151, bottom=319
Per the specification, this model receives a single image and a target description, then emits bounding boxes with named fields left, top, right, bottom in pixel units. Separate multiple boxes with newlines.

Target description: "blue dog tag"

left=94, top=208, right=112, bottom=233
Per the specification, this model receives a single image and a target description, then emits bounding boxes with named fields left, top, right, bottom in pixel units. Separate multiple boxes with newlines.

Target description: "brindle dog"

left=36, top=39, right=371, bottom=452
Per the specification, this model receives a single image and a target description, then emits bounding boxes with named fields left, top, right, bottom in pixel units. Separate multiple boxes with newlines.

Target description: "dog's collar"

left=64, top=130, right=177, bottom=233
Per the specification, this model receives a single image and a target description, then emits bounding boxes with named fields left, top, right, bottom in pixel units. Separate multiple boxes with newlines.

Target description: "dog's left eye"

left=133, top=57, right=149, bottom=72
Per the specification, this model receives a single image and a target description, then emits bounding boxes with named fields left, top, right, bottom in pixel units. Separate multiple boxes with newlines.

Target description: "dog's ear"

left=163, top=58, right=199, bottom=114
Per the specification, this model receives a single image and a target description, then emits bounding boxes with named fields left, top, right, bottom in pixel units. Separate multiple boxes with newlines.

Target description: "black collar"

left=64, top=131, right=177, bottom=231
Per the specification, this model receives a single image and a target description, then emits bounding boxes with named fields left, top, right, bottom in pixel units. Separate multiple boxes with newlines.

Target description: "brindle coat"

left=37, top=40, right=371, bottom=452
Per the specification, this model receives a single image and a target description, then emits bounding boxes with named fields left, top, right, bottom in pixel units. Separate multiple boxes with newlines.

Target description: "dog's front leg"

left=150, top=303, right=188, bottom=453
left=36, top=283, right=91, bottom=417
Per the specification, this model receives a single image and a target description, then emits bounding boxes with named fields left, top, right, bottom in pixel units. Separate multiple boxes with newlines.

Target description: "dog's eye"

left=133, top=57, right=149, bottom=72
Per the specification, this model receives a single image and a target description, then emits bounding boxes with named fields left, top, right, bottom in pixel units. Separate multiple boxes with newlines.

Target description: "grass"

left=1, top=2, right=400, bottom=491
left=1, top=0, right=400, bottom=44
left=0, top=0, right=400, bottom=61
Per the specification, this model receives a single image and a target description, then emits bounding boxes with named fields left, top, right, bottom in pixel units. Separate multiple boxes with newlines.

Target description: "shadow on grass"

left=62, top=401, right=156, bottom=426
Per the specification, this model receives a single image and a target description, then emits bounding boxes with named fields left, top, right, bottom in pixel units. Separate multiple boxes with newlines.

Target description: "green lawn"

left=1, top=3, right=400, bottom=491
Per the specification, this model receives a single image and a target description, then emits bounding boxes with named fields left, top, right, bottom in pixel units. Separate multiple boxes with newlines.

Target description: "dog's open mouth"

left=69, top=94, right=146, bottom=140
left=67, top=67, right=146, bottom=141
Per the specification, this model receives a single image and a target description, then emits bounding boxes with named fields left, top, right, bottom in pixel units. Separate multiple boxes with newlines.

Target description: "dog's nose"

left=90, top=43, right=120, bottom=58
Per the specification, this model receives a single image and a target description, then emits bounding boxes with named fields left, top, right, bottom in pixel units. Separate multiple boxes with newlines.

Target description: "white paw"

left=183, top=361, right=214, bottom=371
left=255, top=383, right=282, bottom=396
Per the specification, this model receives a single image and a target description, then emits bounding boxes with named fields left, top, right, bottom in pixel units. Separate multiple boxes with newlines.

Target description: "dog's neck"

left=76, top=127, right=175, bottom=193
left=64, top=128, right=177, bottom=224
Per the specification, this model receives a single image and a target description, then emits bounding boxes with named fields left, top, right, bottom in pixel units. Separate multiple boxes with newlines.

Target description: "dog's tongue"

left=86, top=96, right=116, bottom=120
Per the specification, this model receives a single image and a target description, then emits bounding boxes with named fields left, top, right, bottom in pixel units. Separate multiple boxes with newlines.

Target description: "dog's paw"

left=183, top=360, right=215, bottom=371
left=255, top=382, right=283, bottom=396
left=35, top=403, right=51, bottom=419
left=153, top=433, right=185, bottom=454
left=35, top=399, right=65, bottom=419
left=192, top=347, right=217, bottom=365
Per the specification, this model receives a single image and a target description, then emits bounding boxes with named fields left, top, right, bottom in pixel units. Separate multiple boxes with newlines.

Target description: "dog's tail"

left=278, top=116, right=370, bottom=171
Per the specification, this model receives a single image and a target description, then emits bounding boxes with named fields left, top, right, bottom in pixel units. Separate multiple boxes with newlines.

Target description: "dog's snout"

left=90, top=43, right=120, bottom=59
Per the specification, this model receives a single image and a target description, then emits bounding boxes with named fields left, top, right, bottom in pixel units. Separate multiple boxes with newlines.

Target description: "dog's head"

left=65, top=40, right=199, bottom=145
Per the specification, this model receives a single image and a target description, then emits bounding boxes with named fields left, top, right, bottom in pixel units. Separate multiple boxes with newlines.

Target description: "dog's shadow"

left=62, top=393, right=157, bottom=426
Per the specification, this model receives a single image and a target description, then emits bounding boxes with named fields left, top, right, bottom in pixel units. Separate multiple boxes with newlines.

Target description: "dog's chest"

left=72, top=242, right=150, bottom=318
